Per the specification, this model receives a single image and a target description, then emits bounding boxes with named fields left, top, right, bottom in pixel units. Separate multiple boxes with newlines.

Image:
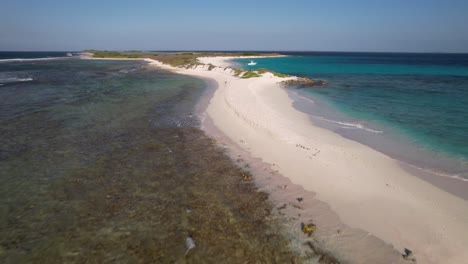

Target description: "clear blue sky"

left=1, top=0, right=467, bottom=52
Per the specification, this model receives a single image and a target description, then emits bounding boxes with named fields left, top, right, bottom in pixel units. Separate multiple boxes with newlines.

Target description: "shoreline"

left=142, top=57, right=412, bottom=263
left=89, top=54, right=468, bottom=263
left=197, top=86, right=408, bottom=263
left=285, top=87, right=468, bottom=200
left=187, top=73, right=404, bottom=262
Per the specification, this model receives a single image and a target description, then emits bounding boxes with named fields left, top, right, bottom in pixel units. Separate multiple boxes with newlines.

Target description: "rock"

left=301, top=222, right=316, bottom=236
left=298, top=80, right=327, bottom=88
left=242, top=173, right=252, bottom=181
left=185, top=235, right=196, bottom=256
left=281, top=77, right=327, bottom=88
left=402, top=248, right=416, bottom=262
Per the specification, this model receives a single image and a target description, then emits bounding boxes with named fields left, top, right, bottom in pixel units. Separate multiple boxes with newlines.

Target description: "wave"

left=311, top=115, right=384, bottom=133
left=17, top=77, right=33, bottom=82
left=294, top=93, right=315, bottom=104
left=311, top=115, right=468, bottom=182
left=0, top=57, right=71, bottom=63
left=401, top=161, right=468, bottom=182
left=289, top=89, right=382, bottom=133
left=119, top=67, right=139, bottom=74
left=0, top=77, right=34, bottom=84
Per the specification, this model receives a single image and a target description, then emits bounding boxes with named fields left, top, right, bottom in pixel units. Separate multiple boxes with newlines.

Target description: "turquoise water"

left=236, top=53, right=468, bottom=178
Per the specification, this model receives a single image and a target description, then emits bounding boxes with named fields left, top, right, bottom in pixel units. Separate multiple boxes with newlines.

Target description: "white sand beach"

left=143, top=56, right=468, bottom=263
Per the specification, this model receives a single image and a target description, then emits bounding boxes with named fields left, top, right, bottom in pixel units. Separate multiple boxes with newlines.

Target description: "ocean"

left=0, top=54, right=298, bottom=262
left=0, top=51, right=78, bottom=61
left=235, top=52, right=468, bottom=181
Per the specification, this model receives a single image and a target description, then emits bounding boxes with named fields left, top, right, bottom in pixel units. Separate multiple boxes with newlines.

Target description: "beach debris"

left=276, top=184, right=288, bottom=190
left=301, top=222, right=316, bottom=237
left=311, top=149, right=320, bottom=156
left=242, top=172, right=252, bottom=181
left=278, top=203, right=287, bottom=210
left=296, top=144, right=310, bottom=150
left=296, top=197, right=303, bottom=202
left=292, top=204, right=303, bottom=210
left=185, top=235, right=196, bottom=256
left=295, top=144, right=321, bottom=157
left=402, top=248, right=416, bottom=262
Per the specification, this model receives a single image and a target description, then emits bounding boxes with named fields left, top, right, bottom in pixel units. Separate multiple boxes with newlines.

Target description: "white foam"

left=295, top=93, right=315, bottom=104
left=290, top=89, right=383, bottom=133
left=0, top=77, right=34, bottom=84
left=17, top=77, right=33, bottom=82
left=401, top=161, right=468, bottom=182
left=0, top=57, right=68, bottom=63
left=119, top=68, right=138, bottom=74
left=311, top=114, right=383, bottom=133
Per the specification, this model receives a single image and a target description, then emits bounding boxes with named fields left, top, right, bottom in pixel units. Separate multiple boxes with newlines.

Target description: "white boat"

left=247, top=60, right=257, bottom=66
left=66, top=52, right=73, bottom=57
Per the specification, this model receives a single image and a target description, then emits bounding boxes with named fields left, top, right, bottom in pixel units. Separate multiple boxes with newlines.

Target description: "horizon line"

left=1, top=50, right=467, bottom=55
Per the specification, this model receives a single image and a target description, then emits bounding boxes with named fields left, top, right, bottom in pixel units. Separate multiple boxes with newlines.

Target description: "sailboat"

left=247, top=60, right=257, bottom=66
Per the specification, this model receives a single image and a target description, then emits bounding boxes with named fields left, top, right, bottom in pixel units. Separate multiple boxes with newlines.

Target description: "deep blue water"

left=235, top=52, right=468, bottom=178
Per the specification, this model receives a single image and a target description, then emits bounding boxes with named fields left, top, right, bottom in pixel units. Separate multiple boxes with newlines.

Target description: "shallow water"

left=235, top=53, right=468, bottom=180
left=0, top=59, right=301, bottom=262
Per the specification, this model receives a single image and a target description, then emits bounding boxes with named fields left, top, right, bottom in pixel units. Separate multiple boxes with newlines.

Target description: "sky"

left=1, top=0, right=468, bottom=52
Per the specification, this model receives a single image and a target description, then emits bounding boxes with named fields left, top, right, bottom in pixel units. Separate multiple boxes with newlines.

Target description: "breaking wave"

left=401, top=161, right=468, bottom=182
left=0, top=76, right=34, bottom=84
left=0, top=57, right=70, bottom=63
left=311, top=115, right=383, bottom=133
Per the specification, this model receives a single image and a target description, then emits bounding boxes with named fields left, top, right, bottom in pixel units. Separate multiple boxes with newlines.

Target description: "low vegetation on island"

left=83, top=50, right=277, bottom=67
left=83, top=50, right=323, bottom=86
left=84, top=50, right=143, bottom=58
